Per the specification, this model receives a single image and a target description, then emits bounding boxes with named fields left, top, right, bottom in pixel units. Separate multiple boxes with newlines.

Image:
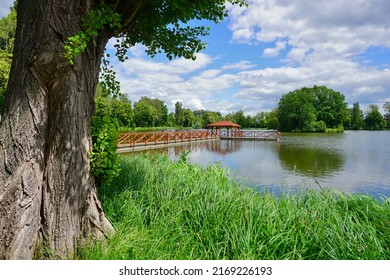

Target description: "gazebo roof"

left=206, top=120, right=241, bottom=128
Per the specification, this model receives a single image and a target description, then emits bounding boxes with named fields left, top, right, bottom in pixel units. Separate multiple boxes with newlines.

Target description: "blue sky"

left=2, top=0, right=390, bottom=115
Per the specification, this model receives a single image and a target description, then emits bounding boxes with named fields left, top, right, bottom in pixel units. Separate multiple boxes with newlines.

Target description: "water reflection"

left=277, top=143, right=344, bottom=178
left=153, top=139, right=244, bottom=158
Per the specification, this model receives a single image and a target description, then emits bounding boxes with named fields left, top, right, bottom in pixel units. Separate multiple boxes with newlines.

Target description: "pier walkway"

left=220, top=130, right=280, bottom=141
left=117, top=130, right=219, bottom=153
left=117, top=129, right=279, bottom=152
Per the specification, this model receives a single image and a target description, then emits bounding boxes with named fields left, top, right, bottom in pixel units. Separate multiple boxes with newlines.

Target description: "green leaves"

left=64, top=34, right=88, bottom=65
left=146, top=25, right=209, bottom=61
left=364, top=105, right=385, bottom=130
left=90, top=114, right=120, bottom=187
left=100, top=53, right=121, bottom=97
left=278, top=86, right=349, bottom=132
left=64, top=6, right=121, bottom=65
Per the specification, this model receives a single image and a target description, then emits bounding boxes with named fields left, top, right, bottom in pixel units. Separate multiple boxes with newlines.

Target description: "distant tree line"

left=93, top=90, right=282, bottom=130
left=276, top=87, right=389, bottom=131
left=275, top=85, right=390, bottom=132
left=93, top=84, right=389, bottom=132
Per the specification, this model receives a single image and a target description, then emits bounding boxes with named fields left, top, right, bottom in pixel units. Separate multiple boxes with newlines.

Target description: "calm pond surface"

left=133, top=131, right=390, bottom=198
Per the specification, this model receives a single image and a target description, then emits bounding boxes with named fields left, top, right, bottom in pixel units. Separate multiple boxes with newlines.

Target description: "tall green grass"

left=76, top=154, right=390, bottom=260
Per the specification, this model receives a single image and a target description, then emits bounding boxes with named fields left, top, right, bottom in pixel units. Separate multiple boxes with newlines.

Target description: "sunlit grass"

left=76, top=154, right=390, bottom=260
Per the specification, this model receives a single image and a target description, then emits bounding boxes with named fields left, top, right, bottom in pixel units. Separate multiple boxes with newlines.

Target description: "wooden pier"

left=117, top=130, right=219, bottom=153
left=116, top=129, right=280, bottom=152
left=220, top=130, right=280, bottom=141
left=205, top=120, right=279, bottom=141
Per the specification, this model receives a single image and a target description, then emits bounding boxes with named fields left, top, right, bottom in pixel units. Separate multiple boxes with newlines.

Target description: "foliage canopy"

left=348, top=102, right=364, bottom=130
left=364, top=105, right=386, bottom=130
left=278, top=86, right=349, bottom=132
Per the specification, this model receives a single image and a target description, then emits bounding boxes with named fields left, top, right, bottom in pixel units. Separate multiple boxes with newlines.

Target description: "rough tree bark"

left=0, top=0, right=114, bottom=259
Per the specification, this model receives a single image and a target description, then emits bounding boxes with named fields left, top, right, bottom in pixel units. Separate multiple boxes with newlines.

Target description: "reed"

left=76, top=154, right=390, bottom=260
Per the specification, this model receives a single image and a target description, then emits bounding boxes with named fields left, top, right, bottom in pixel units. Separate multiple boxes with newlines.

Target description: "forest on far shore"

left=92, top=84, right=390, bottom=132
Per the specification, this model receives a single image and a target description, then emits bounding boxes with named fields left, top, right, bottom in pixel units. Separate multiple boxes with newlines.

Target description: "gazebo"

left=206, top=120, right=241, bottom=137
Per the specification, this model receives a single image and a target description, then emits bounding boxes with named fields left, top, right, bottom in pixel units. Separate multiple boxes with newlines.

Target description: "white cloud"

left=166, top=53, right=212, bottom=74
left=233, top=59, right=390, bottom=111
left=188, top=98, right=205, bottom=110
left=263, top=41, right=287, bottom=57
left=114, top=50, right=390, bottom=115
left=114, top=54, right=239, bottom=112
left=229, top=0, right=390, bottom=62
left=128, top=44, right=146, bottom=58
left=222, top=61, right=256, bottom=70
left=354, top=86, right=385, bottom=95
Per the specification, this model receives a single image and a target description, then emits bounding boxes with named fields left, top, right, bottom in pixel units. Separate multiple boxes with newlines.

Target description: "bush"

left=266, top=116, right=280, bottom=130
left=89, top=115, right=120, bottom=187
left=314, top=120, right=327, bottom=132
left=326, top=124, right=344, bottom=133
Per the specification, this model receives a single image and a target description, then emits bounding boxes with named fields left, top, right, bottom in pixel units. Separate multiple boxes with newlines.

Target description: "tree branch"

left=118, top=0, right=146, bottom=33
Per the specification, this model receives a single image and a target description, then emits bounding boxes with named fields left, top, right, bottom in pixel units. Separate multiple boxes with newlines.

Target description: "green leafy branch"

left=64, top=6, right=121, bottom=65
left=99, top=52, right=121, bottom=97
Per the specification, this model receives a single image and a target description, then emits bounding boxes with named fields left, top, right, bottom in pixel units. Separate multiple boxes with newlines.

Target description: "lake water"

left=133, top=131, right=390, bottom=198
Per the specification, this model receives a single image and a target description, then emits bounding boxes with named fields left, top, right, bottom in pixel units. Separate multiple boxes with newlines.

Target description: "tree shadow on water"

left=278, top=144, right=345, bottom=178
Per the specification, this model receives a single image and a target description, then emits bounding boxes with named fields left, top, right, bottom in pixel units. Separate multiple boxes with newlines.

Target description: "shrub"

left=89, top=115, right=120, bottom=187
left=314, top=120, right=327, bottom=132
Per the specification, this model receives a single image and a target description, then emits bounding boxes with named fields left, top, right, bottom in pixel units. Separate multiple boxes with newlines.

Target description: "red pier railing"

left=219, top=130, right=280, bottom=141
left=117, top=130, right=219, bottom=148
left=117, top=130, right=280, bottom=151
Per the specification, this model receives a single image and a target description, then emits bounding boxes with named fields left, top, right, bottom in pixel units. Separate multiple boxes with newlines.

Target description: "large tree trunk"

left=0, top=0, right=114, bottom=259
